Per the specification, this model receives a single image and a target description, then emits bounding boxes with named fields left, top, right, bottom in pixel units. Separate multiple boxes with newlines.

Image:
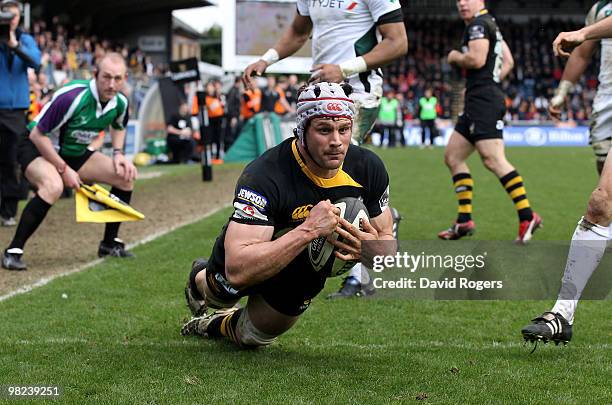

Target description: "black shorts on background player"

left=455, top=9, right=506, bottom=143
left=205, top=138, right=390, bottom=316
left=455, top=85, right=505, bottom=143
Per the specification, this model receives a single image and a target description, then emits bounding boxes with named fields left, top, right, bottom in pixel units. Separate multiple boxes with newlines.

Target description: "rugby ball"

left=308, top=197, right=370, bottom=277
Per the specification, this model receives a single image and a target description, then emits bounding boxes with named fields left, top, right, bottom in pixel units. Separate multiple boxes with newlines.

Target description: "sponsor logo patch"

left=72, top=130, right=100, bottom=144
left=379, top=185, right=390, bottom=211
left=232, top=202, right=268, bottom=221
left=236, top=187, right=268, bottom=210
left=468, top=24, right=485, bottom=40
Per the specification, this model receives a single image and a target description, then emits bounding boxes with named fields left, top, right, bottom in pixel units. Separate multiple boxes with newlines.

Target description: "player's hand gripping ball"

left=308, top=197, right=369, bottom=277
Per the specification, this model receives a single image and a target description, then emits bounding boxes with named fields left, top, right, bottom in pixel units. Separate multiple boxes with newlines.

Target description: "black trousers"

left=206, top=117, right=224, bottom=159
left=0, top=109, right=29, bottom=218
left=420, top=119, right=439, bottom=144
left=166, top=134, right=195, bottom=163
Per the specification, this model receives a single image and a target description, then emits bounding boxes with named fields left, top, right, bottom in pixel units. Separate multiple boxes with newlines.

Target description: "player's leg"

left=183, top=291, right=300, bottom=349
left=438, top=128, right=476, bottom=240
left=351, top=105, right=380, bottom=145
left=3, top=156, right=64, bottom=270
left=475, top=139, right=541, bottom=243
left=593, top=138, right=611, bottom=175
left=589, top=97, right=612, bottom=175
left=522, top=150, right=612, bottom=345
left=184, top=257, right=240, bottom=317
left=77, top=151, right=135, bottom=257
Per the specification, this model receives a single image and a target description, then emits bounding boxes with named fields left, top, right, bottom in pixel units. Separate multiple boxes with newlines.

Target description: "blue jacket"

left=0, top=28, right=41, bottom=109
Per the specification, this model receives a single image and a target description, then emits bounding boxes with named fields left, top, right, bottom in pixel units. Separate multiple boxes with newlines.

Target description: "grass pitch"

left=0, top=147, right=610, bottom=403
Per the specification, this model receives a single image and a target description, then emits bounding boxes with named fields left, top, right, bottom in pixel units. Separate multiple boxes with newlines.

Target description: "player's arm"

left=448, top=38, right=488, bottom=70
left=554, top=16, right=612, bottom=56
left=224, top=200, right=339, bottom=289
left=242, top=14, right=313, bottom=89
left=310, top=20, right=408, bottom=83
left=549, top=39, right=598, bottom=119
left=29, top=126, right=81, bottom=189
left=500, top=40, right=514, bottom=80
left=331, top=209, right=396, bottom=266
left=365, top=22, right=408, bottom=69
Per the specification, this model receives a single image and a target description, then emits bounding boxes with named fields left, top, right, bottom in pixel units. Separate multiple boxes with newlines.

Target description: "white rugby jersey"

left=587, top=1, right=612, bottom=94
left=297, top=0, right=402, bottom=107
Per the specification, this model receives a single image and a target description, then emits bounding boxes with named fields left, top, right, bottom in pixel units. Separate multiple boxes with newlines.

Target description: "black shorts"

left=206, top=261, right=325, bottom=317
left=455, top=86, right=506, bottom=144
left=17, top=136, right=95, bottom=173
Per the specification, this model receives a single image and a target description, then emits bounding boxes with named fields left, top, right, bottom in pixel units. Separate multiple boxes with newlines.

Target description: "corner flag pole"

left=197, top=90, right=213, bottom=182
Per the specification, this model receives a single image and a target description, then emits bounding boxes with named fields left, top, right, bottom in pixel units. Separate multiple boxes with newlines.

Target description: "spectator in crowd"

left=225, top=76, right=243, bottom=150
left=284, top=74, right=300, bottom=110
left=260, top=76, right=281, bottom=113
left=241, top=86, right=262, bottom=122
left=166, top=102, right=195, bottom=164
left=205, top=81, right=225, bottom=161
left=274, top=76, right=294, bottom=116
left=0, top=0, right=41, bottom=227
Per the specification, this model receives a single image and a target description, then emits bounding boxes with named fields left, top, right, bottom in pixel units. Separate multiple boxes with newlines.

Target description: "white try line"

left=7, top=337, right=612, bottom=351
left=0, top=203, right=231, bottom=303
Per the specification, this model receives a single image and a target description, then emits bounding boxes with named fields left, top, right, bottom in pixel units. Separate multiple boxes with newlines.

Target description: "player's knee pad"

left=235, top=309, right=278, bottom=348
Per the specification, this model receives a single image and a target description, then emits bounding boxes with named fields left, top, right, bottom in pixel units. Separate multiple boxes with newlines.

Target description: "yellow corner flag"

left=76, top=184, right=145, bottom=223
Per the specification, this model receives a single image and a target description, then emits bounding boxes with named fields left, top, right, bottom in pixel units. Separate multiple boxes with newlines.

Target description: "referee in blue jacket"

left=0, top=0, right=40, bottom=226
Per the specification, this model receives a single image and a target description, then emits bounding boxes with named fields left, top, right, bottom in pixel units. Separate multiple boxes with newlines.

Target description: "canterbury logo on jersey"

left=291, top=204, right=313, bottom=220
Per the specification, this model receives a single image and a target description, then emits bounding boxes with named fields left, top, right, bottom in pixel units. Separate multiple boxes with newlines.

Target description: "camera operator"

left=0, top=0, right=40, bottom=226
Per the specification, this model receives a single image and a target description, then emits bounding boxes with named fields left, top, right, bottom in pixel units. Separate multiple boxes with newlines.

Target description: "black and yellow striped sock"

left=206, top=308, right=243, bottom=344
left=499, top=170, right=533, bottom=222
left=453, top=173, right=473, bottom=223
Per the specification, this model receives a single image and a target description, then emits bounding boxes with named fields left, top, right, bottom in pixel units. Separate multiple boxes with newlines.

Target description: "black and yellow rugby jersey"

left=462, top=9, right=504, bottom=91
left=207, top=137, right=390, bottom=286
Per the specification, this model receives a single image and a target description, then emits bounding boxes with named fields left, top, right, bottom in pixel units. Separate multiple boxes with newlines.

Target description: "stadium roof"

left=31, top=0, right=213, bottom=19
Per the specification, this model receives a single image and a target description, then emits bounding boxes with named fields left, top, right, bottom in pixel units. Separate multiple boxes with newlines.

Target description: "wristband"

left=261, top=48, right=280, bottom=66
left=338, top=56, right=368, bottom=79
left=113, top=148, right=124, bottom=155
left=550, top=80, right=574, bottom=108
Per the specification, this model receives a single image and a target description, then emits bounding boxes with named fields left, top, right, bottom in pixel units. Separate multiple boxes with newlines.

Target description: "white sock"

left=348, top=264, right=370, bottom=284
left=551, top=217, right=610, bottom=324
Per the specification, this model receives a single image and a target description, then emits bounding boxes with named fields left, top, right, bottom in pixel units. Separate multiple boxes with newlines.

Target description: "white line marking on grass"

left=0, top=203, right=231, bottom=303
left=311, top=341, right=612, bottom=351
left=7, top=338, right=611, bottom=351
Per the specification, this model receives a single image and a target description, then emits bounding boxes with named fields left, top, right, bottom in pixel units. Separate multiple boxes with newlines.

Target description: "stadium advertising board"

left=395, top=123, right=591, bottom=147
